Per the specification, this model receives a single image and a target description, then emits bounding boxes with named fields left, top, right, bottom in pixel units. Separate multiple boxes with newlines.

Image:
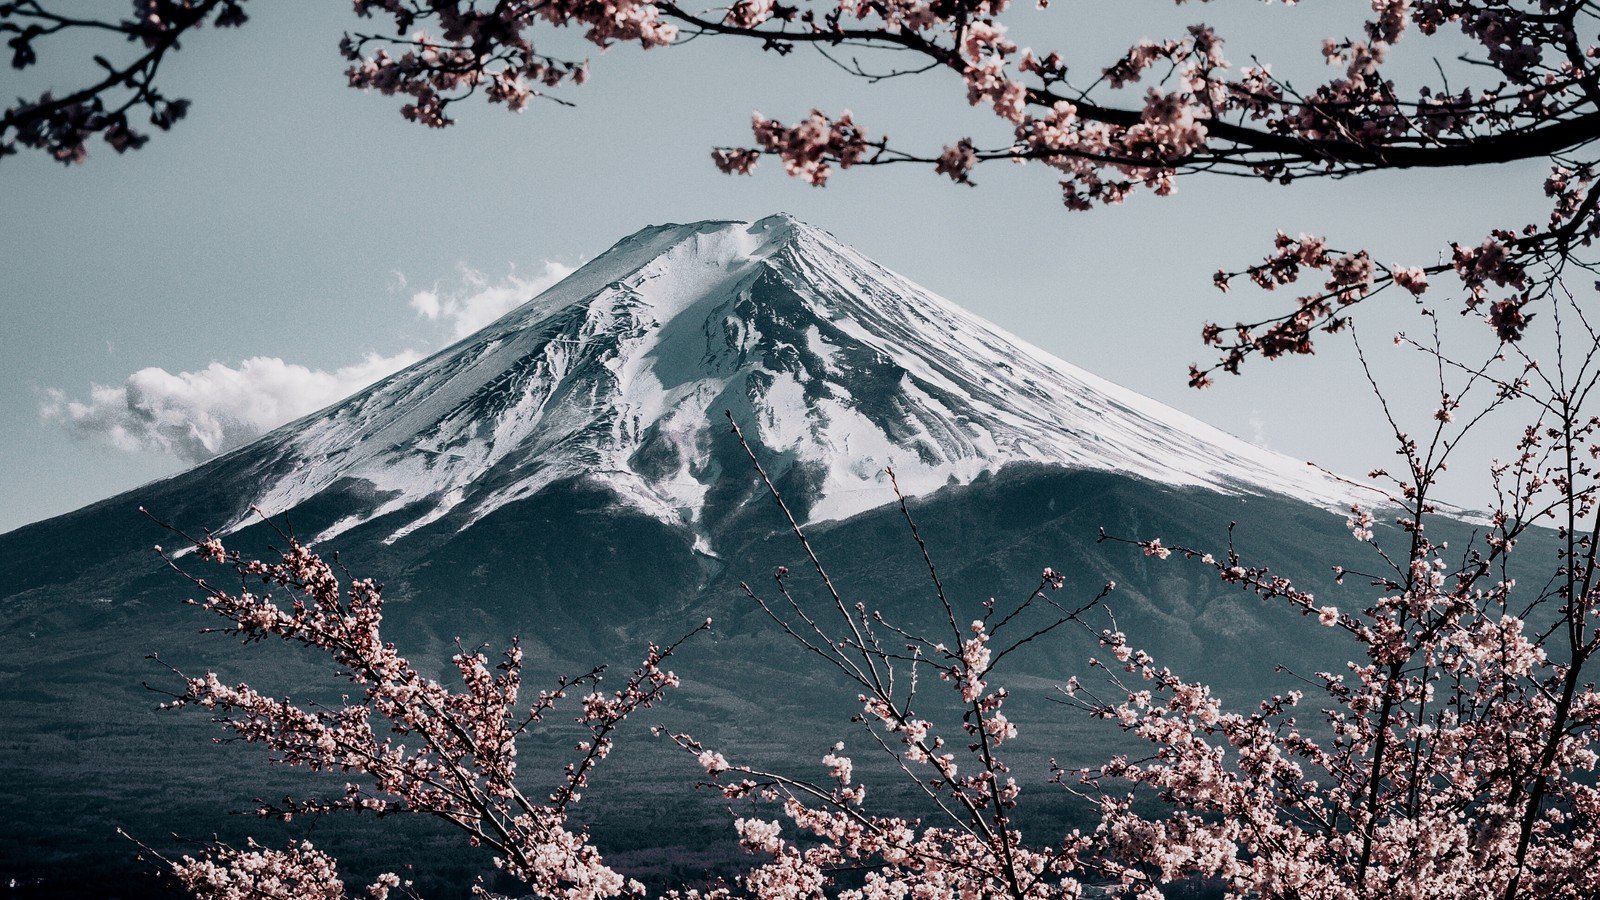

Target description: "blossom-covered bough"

left=9, top=1, right=1600, bottom=386
left=0, top=1, right=243, bottom=163
left=1072, top=300, right=1600, bottom=898
left=648, top=413, right=1116, bottom=900
left=134, top=508, right=707, bottom=899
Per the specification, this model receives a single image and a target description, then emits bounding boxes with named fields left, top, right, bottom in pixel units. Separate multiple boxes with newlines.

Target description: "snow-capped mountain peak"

left=225, top=213, right=1363, bottom=546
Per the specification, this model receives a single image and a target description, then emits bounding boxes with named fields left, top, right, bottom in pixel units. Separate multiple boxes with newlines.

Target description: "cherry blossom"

left=141, top=512, right=703, bottom=899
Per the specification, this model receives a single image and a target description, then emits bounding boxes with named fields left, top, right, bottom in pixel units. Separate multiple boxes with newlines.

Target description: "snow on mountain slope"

left=218, top=213, right=1366, bottom=547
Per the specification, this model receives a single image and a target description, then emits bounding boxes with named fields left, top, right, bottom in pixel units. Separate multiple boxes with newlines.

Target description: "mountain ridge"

left=137, top=212, right=1365, bottom=553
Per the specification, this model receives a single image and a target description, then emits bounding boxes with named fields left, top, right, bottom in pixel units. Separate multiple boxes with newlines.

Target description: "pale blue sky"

left=0, top=2, right=1546, bottom=532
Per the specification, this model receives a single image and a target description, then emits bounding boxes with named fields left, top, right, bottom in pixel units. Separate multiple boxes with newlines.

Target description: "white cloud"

left=41, top=351, right=424, bottom=463
left=40, top=258, right=579, bottom=463
left=410, top=261, right=576, bottom=340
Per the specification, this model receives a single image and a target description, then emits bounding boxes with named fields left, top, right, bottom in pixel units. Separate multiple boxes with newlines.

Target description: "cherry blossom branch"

left=1, top=0, right=245, bottom=163
left=134, top=516, right=702, bottom=898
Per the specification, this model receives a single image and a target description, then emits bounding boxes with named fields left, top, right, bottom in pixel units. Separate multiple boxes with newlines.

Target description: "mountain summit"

left=220, top=213, right=1357, bottom=549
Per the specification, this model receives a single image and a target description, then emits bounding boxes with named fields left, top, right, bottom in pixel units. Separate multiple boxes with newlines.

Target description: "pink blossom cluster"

left=341, top=1, right=633, bottom=128
left=1066, top=518, right=1600, bottom=897
left=165, top=838, right=409, bottom=900
left=1200, top=220, right=1539, bottom=386
left=1079, top=310, right=1600, bottom=898
left=647, top=442, right=1116, bottom=900
left=662, top=628, right=1088, bottom=900
left=717, top=110, right=872, bottom=186
left=153, top=526, right=701, bottom=898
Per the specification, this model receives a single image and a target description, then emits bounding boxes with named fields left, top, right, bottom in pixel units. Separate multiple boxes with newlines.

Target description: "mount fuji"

left=196, top=213, right=1359, bottom=553
left=1, top=214, right=1397, bottom=898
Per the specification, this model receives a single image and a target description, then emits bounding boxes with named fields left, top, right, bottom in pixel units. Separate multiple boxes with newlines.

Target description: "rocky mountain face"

left=0, top=215, right=1406, bottom=898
